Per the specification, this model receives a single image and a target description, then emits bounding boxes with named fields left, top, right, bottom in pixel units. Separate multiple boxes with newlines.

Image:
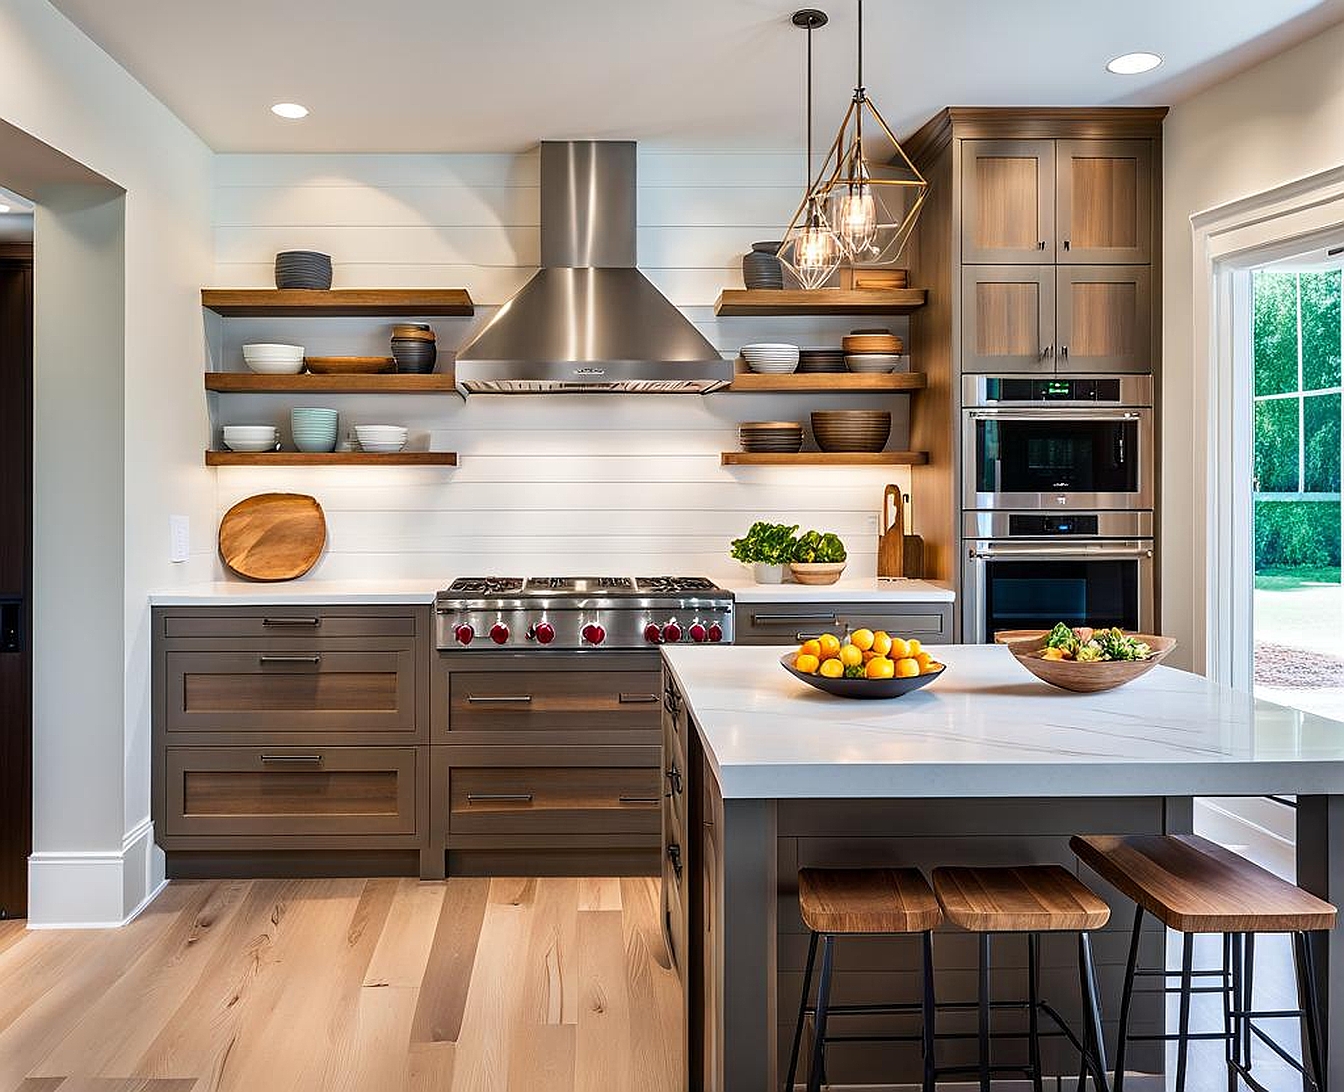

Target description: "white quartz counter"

left=148, top=580, right=442, bottom=606
left=660, top=643, right=1344, bottom=800
left=718, top=576, right=955, bottom=603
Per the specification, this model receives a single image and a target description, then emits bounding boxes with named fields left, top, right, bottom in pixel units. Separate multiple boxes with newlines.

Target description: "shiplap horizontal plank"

left=215, top=225, right=539, bottom=266
left=212, top=264, right=534, bottom=305
left=636, top=151, right=805, bottom=186
left=214, top=153, right=540, bottom=188
left=214, top=184, right=540, bottom=229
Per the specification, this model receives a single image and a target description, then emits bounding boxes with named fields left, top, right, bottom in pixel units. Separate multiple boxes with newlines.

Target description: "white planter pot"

left=752, top=562, right=786, bottom=584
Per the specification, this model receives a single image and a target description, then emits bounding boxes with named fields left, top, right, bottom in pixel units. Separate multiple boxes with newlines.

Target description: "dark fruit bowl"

left=779, top=652, right=945, bottom=700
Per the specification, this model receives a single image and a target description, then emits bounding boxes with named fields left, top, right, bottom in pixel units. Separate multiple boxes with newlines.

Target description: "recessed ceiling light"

left=270, top=102, right=309, bottom=120
left=1106, top=52, right=1163, bottom=75
left=0, top=205, right=10, bottom=214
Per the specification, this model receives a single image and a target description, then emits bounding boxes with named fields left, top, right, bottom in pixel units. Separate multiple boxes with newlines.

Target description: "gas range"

left=434, top=576, right=734, bottom=650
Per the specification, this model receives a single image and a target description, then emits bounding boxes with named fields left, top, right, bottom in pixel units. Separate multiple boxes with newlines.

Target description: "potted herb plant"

left=788, top=529, right=847, bottom=585
left=729, top=521, right=800, bottom=584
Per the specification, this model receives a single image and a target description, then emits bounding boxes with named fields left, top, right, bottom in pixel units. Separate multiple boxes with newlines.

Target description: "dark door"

left=0, top=247, right=32, bottom=919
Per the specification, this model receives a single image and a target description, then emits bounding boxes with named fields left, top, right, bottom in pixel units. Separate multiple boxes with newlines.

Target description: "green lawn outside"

left=1255, top=566, right=1343, bottom=591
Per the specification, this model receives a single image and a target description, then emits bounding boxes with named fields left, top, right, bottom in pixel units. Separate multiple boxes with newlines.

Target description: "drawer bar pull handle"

left=752, top=612, right=839, bottom=624
left=620, top=795, right=659, bottom=804
left=466, top=695, right=533, bottom=704
left=262, top=617, right=320, bottom=627
left=260, top=753, right=323, bottom=763
left=259, top=654, right=321, bottom=665
left=466, top=793, right=534, bottom=803
left=618, top=693, right=659, bottom=704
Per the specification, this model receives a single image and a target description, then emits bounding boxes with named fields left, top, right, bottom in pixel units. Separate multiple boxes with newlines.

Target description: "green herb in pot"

left=729, top=521, right=801, bottom=565
left=792, top=530, right=847, bottom=563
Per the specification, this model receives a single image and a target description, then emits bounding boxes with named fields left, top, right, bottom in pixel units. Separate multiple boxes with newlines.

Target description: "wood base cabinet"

left=733, top=600, right=953, bottom=646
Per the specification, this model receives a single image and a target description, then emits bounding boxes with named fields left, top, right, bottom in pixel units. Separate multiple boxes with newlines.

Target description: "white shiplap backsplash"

left=210, top=150, right=915, bottom=579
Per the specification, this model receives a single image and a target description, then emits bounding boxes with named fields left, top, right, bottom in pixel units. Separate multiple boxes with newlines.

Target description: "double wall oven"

left=961, top=376, right=1155, bottom=643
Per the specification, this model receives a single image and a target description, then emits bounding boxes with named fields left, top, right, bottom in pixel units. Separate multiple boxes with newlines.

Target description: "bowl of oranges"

left=781, top=629, right=945, bottom=699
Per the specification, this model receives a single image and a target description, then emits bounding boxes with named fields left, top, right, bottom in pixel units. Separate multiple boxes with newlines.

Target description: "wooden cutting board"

left=877, top=485, right=905, bottom=578
left=219, top=493, right=326, bottom=581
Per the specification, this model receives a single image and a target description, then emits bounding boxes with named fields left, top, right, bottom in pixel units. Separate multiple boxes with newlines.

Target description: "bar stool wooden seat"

left=932, top=865, right=1113, bottom=1092
left=787, top=868, right=943, bottom=1092
left=1071, top=833, right=1336, bottom=1092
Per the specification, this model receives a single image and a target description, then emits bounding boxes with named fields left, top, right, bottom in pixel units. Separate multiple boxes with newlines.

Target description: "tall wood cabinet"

left=904, top=108, right=1166, bottom=602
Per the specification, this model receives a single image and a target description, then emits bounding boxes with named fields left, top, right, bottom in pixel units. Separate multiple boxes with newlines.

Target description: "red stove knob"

left=532, top=621, right=555, bottom=644
left=644, top=623, right=663, bottom=645
left=454, top=623, right=475, bottom=645
left=689, top=622, right=708, bottom=643
left=582, top=623, right=606, bottom=645
left=489, top=622, right=510, bottom=645
left=661, top=621, right=682, bottom=644
left=707, top=622, right=724, bottom=643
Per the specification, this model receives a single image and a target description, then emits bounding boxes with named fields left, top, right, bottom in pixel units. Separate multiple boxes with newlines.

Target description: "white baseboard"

left=1194, top=796, right=1296, bottom=879
left=26, top=817, right=165, bottom=928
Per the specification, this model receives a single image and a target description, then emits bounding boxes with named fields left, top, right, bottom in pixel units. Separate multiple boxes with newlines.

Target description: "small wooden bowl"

left=999, top=630, right=1177, bottom=693
left=304, top=356, right=395, bottom=374
left=788, top=562, right=845, bottom=586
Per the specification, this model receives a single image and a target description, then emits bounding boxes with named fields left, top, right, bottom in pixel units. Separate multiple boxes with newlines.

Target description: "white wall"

left=210, top=152, right=916, bottom=579
left=1162, top=19, right=1344, bottom=671
left=0, top=0, right=213, bottom=924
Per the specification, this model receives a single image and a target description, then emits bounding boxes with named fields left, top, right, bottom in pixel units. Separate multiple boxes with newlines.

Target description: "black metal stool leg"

left=921, top=930, right=937, bottom=1092
left=1223, top=933, right=1237, bottom=1092
left=978, top=932, right=992, bottom=1092
left=786, top=930, right=819, bottom=1092
left=1176, top=932, right=1195, bottom=1092
left=1231, top=933, right=1244, bottom=1085
left=807, top=934, right=835, bottom=1092
left=1079, top=931, right=1110, bottom=1092
left=1028, top=932, right=1044, bottom=1092
left=1243, top=933, right=1256, bottom=1068
left=1294, top=931, right=1326, bottom=1092
left=1113, top=905, right=1144, bottom=1092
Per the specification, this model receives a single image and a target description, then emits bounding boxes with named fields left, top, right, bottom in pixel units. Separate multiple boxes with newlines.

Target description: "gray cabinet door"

left=961, top=266, right=1056, bottom=373
left=961, top=139, right=1056, bottom=264
left=1056, top=139, right=1153, bottom=264
left=447, top=766, right=662, bottom=836
left=1057, top=265, right=1153, bottom=373
left=734, top=601, right=953, bottom=644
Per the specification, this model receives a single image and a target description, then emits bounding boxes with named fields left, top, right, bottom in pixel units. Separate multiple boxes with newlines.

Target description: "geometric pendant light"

left=776, top=9, right=842, bottom=291
left=814, top=0, right=929, bottom=265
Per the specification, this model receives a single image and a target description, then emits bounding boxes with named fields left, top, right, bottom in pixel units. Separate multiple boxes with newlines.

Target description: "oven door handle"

left=968, top=545, right=1153, bottom=561
left=966, top=409, right=1145, bottom=421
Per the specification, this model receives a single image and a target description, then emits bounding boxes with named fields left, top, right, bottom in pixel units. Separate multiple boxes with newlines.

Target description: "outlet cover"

left=169, top=515, right=190, bottom=563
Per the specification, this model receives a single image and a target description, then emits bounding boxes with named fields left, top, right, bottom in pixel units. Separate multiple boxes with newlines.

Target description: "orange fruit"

left=871, top=630, right=893, bottom=657
left=795, top=653, right=820, bottom=674
left=888, top=637, right=911, bottom=659
left=865, top=656, right=895, bottom=679
left=925, top=661, right=944, bottom=673
left=914, top=651, right=933, bottom=672
left=799, top=638, right=821, bottom=660
left=906, top=638, right=922, bottom=657
left=849, top=628, right=875, bottom=652
left=819, top=658, right=845, bottom=678
left=895, top=657, right=920, bottom=678
left=862, top=650, right=877, bottom=662
left=839, top=644, right=864, bottom=668
left=817, top=633, right=841, bottom=659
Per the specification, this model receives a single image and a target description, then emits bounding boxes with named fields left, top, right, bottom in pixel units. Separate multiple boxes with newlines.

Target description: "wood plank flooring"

left=0, top=877, right=682, bottom=1092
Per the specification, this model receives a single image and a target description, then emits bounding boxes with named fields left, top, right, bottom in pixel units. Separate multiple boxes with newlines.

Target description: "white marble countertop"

left=718, top=575, right=955, bottom=603
left=148, top=580, right=443, bottom=606
left=660, top=643, right=1344, bottom=800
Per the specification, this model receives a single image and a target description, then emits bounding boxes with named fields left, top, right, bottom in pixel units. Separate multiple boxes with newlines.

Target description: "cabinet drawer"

left=448, top=767, right=661, bottom=835
left=160, top=611, right=417, bottom=640
left=449, top=671, right=662, bottom=733
left=835, top=606, right=952, bottom=641
left=164, top=746, right=417, bottom=837
left=164, top=647, right=416, bottom=735
left=735, top=602, right=952, bottom=644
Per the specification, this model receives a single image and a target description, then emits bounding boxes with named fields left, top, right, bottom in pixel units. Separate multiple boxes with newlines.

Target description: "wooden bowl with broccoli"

left=998, top=624, right=1177, bottom=693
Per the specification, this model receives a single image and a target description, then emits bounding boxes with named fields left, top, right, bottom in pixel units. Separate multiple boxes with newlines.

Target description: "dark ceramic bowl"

left=780, top=652, right=945, bottom=699
left=391, top=340, right=438, bottom=373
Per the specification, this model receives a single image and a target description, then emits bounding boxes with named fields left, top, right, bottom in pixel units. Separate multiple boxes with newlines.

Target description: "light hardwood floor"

left=0, top=877, right=683, bottom=1092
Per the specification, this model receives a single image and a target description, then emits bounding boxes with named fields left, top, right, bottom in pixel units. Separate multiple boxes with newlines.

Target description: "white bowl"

left=223, top=426, right=278, bottom=439
left=358, top=440, right=408, bottom=453
left=243, top=343, right=304, bottom=358
left=845, top=353, right=907, bottom=374
left=245, top=358, right=306, bottom=375
left=355, top=425, right=408, bottom=439
left=222, top=437, right=279, bottom=452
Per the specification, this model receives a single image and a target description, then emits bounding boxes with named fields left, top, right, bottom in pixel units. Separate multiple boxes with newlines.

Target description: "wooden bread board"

left=218, top=493, right=326, bottom=581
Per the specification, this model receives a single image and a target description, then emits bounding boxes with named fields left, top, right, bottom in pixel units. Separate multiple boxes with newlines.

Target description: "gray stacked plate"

left=810, top=410, right=892, bottom=453
left=742, top=241, right=784, bottom=290
left=797, top=348, right=848, bottom=374
left=739, top=421, right=804, bottom=453
left=275, top=250, right=333, bottom=290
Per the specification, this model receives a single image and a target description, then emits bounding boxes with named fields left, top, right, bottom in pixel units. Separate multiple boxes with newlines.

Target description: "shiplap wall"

left=210, top=151, right=914, bottom=579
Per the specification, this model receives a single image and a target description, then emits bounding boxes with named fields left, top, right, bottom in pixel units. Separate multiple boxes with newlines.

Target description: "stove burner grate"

left=525, top=576, right=634, bottom=591
left=636, top=576, right=721, bottom=594
left=448, top=577, right=524, bottom=595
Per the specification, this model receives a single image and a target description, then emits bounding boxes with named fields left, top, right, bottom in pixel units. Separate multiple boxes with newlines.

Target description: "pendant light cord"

left=856, top=0, right=863, bottom=92
left=806, top=19, right=813, bottom=192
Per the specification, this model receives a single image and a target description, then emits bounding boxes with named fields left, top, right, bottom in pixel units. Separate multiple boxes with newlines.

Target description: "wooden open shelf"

left=721, top=451, right=928, bottom=466
left=201, top=289, right=474, bottom=317
left=725, top=371, right=926, bottom=393
left=714, top=288, right=927, bottom=316
left=206, top=451, right=458, bottom=467
left=205, top=373, right=457, bottom=394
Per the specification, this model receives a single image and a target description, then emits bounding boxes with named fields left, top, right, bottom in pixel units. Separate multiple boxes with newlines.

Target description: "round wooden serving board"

left=219, top=493, right=326, bottom=581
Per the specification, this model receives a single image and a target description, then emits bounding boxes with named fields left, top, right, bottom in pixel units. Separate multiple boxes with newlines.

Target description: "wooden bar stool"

left=786, top=867, right=943, bottom=1092
left=932, top=865, right=1113, bottom=1092
left=1071, top=833, right=1336, bottom=1092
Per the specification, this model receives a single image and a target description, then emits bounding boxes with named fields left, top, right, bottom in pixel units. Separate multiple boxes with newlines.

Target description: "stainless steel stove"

left=434, top=576, right=734, bottom=649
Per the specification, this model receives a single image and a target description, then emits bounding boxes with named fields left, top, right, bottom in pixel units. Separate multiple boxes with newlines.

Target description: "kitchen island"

left=659, top=643, right=1344, bottom=1090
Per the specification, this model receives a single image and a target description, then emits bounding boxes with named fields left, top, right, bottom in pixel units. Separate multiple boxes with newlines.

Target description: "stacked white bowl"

left=355, top=425, right=409, bottom=453
left=221, top=425, right=279, bottom=453
left=242, top=343, right=305, bottom=374
left=740, top=343, right=800, bottom=374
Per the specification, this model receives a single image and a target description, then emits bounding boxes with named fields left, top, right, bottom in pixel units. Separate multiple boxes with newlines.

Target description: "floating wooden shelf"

left=725, top=372, right=926, bottom=393
left=721, top=451, right=928, bottom=466
left=201, top=289, right=474, bottom=317
left=206, top=451, right=458, bottom=467
left=714, top=288, right=927, bottom=316
left=205, top=373, right=457, bottom=394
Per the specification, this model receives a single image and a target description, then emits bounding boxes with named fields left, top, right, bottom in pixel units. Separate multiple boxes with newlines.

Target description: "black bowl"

left=779, top=652, right=945, bottom=699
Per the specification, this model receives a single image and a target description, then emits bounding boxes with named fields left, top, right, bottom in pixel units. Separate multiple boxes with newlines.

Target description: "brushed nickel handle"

left=1060, top=345, right=1069, bottom=359
left=260, top=753, right=322, bottom=763
left=262, top=617, right=320, bottom=627
left=752, top=612, right=839, bottom=624
left=795, top=632, right=829, bottom=642
left=1037, top=240, right=1046, bottom=250
left=466, top=695, right=532, bottom=704
left=667, top=843, right=683, bottom=879
left=1063, top=238, right=1071, bottom=251
left=620, top=796, right=659, bottom=804
left=1039, top=344, right=1054, bottom=360
left=466, top=793, right=533, bottom=803
left=619, top=693, right=659, bottom=704
left=259, top=654, right=321, bottom=664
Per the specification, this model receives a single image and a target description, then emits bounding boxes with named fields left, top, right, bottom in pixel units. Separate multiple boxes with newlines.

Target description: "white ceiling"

left=49, top=0, right=1344, bottom=153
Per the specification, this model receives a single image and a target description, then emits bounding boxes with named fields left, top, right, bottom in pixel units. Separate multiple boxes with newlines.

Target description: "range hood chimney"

left=454, top=141, right=731, bottom=394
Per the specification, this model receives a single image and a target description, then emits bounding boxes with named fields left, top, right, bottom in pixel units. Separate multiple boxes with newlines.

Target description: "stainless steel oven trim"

left=961, top=404, right=1155, bottom=511
left=962, top=374, right=1153, bottom=407
left=962, top=510, right=1154, bottom=539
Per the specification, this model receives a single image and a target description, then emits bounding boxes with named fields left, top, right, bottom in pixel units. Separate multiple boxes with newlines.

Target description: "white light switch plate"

left=169, top=515, right=190, bottom=563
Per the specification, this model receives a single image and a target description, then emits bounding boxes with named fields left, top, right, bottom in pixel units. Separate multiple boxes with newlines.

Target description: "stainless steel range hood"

left=454, top=141, right=730, bottom=394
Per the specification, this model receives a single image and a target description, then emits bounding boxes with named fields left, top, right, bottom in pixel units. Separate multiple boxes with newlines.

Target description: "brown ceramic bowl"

left=999, top=630, right=1177, bottom=693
